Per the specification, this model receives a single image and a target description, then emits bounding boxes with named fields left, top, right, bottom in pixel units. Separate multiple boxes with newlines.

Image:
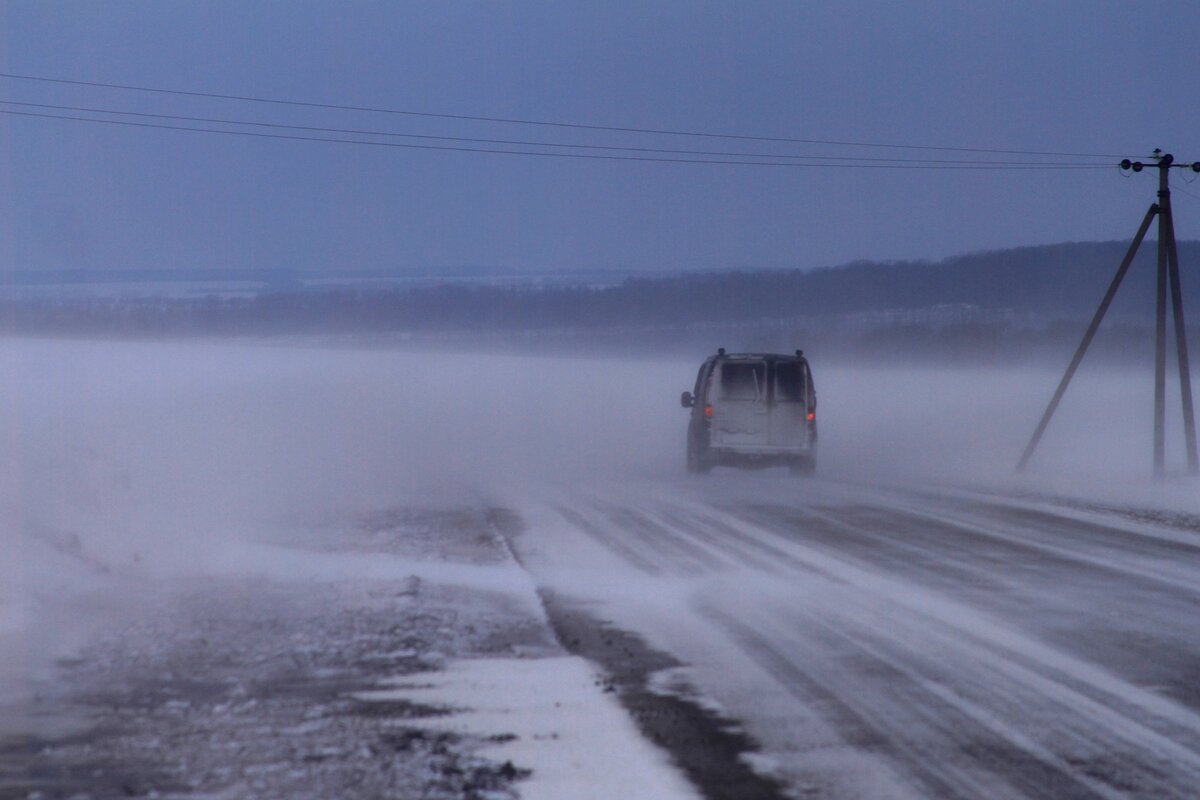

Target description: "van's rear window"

left=719, top=362, right=765, bottom=400
left=774, top=362, right=806, bottom=402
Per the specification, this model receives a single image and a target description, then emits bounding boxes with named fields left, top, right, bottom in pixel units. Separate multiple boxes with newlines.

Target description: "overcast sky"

left=2, top=1, right=1199, bottom=275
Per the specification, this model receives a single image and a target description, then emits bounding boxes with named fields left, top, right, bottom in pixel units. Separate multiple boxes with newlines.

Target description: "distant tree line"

left=2, top=241, right=1197, bottom=359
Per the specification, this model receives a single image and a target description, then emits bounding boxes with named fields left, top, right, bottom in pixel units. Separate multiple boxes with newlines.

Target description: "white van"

left=680, top=349, right=817, bottom=474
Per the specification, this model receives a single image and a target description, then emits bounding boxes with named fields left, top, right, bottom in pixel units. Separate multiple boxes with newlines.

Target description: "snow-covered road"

left=511, top=478, right=1200, bottom=799
left=4, top=340, right=1200, bottom=798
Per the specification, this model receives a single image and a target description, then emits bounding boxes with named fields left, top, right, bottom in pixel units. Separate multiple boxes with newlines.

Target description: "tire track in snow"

left=732, top=496, right=1200, bottom=712
left=559, top=496, right=838, bottom=579
left=919, top=489, right=1200, bottom=552
left=861, top=500, right=1200, bottom=597
left=654, top=504, right=826, bottom=576
left=705, top=606, right=1129, bottom=800
left=554, top=505, right=663, bottom=576
left=763, top=592, right=1196, bottom=799
left=599, top=506, right=731, bottom=573
left=688, top=500, right=1200, bottom=798
left=525, top=485, right=1200, bottom=798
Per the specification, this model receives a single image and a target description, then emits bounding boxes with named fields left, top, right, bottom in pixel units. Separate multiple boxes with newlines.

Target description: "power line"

left=0, top=108, right=1116, bottom=170
left=1174, top=184, right=1200, bottom=202
left=0, top=71, right=1124, bottom=160
left=0, top=99, right=1109, bottom=167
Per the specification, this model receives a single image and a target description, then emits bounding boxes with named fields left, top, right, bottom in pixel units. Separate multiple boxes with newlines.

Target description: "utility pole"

left=1017, top=149, right=1200, bottom=476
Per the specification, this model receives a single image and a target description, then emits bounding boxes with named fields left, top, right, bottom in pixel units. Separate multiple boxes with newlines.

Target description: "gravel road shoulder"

left=2, top=507, right=558, bottom=800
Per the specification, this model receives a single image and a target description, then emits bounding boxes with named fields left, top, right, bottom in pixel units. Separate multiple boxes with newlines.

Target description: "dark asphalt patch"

left=537, top=589, right=790, bottom=800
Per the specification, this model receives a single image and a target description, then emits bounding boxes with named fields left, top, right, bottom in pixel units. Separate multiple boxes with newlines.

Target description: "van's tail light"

left=806, top=411, right=815, bottom=422
left=704, top=404, right=713, bottom=418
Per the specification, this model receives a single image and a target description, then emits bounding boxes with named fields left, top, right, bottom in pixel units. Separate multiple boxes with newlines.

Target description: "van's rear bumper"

left=689, top=416, right=818, bottom=471
left=707, top=443, right=814, bottom=469
left=711, top=443, right=813, bottom=456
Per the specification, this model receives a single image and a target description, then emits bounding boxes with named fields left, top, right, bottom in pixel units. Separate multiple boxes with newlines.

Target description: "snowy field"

left=2, top=338, right=1199, bottom=798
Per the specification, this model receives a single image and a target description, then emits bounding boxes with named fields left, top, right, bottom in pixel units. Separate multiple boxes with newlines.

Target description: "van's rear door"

left=711, top=359, right=768, bottom=448
left=768, top=360, right=808, bottom=449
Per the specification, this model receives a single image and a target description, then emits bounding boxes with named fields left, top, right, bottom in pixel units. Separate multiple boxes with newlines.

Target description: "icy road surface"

left=4, top=340, right=1200, bottom=798
left=512, top=478, right=1200, bottom=799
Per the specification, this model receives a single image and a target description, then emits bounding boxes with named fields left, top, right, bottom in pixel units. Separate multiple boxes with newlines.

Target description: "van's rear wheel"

left=686, top=439, right=712, bottom=474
